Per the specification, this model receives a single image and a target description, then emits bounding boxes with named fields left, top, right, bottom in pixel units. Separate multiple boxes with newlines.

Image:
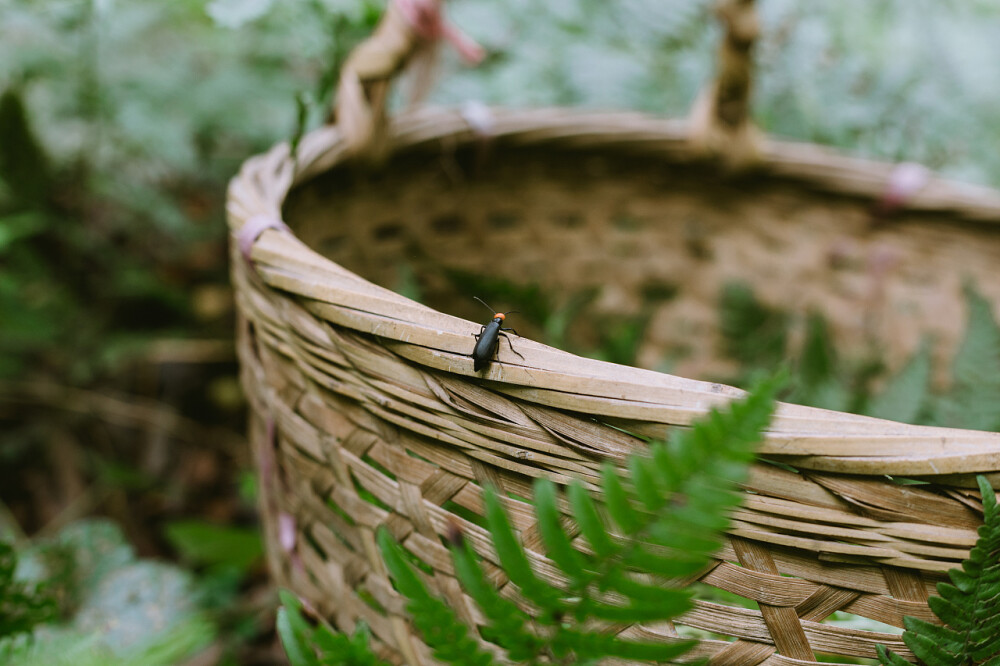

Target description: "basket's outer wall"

left=229, top=108, right=1000, bottom=665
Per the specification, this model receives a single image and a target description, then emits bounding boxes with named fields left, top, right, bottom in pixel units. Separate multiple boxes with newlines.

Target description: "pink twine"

left=237, top=215, right=290, bottom=263
left=394, top=0, right=485, bottom=64
left=279, top=511, right=304, bottom=576
left=876, top=162, right=931, bottom=217
left=461, top=100, right=495, bottom=137
left=278, top=512, right=297, bottom=553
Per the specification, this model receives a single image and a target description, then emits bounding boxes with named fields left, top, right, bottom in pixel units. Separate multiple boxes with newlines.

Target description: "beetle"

left=471, top=297, right=524, bottom=371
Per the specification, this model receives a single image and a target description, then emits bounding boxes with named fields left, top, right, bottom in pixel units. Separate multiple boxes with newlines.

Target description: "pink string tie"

left=394, top=0, right=485, bottom=64
left=876, top=162, right=931, bottom=217
left=238, top=215, right=290, bottom=263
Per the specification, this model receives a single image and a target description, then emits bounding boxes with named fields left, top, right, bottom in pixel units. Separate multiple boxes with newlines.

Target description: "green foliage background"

left=2, top=520, right=215, bottom=665
left=717, top=281, right=1000, bottom=432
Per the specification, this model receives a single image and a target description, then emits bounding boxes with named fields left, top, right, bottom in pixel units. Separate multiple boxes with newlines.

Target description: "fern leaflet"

left=930, top=284, right=1000, bottom=432
left=276, top=589, right=387, bottom=666
left=877, top=475, right=1000, bottom=665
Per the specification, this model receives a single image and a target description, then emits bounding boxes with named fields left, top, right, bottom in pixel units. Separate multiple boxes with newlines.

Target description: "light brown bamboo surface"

left=229, top=107, right=1000, bottom=664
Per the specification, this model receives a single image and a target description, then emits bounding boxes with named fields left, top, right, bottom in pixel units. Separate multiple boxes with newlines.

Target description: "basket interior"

left=284, top=140, right=1000, bottom=384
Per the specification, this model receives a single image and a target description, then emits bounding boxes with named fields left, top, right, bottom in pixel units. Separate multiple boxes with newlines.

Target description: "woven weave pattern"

left=229, top=108, right=1000, bottom=664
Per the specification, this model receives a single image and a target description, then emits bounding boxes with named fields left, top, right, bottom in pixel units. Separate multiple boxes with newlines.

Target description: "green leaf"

left=952, top=284, right=1000, bottom=390
left=276, top=591, right=320, bottom=666
left=24, top=519, right=134, bottom=603
left=867, top=341, right=932, bottom=424
left=980, top=475, right=998, bottom=521
left=719, top=282, right=788, bottom=370
left=629, top=456, right=663, bottom=512
left=598, top=570, right=691, bottom=611
left=905, top=614, right=963, bottom=652
left=595, top=635, right=696, bottom=661
left=279, top=589, right=388, bottom=666
left=376, top=528, right=496, bottom=666
left=806, top=378, right=852, bottom=412
left=602, top=464, right=642, bottom=534
left=450, top=541, right=542, bottom=661
left=903, top=629, right=961, bottom=666
left=566, top=481, right=616, bottom=559
left=623, top=546, right=708, bottom=579
left=925, top=595, right=969, bottom=635
left=897, top=475, right=1000, bottom=664
left=3, top=519, right=218, bottom=664
left=376, top=528, right=427, bottom=604
left=798, top=312, right=836, bottom=390
left=0, top=89, right=53, bottom=207
left=650, top=441, right=682, bottom=491
left=875, top=643, right=915, bottom=666
left=482, top=486, right=561, bottom=613
left=932, top=284, right=1000, bottom=431
left=0, top=213, right=47, bottom=255
left=164, top=520, right=263, bottom=573
left=533, top=479, right=587, bottom=586
left=130, top=614, right=217, bottom=666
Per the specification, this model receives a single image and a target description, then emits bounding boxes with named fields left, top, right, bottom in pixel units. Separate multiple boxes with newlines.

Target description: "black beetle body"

left=473, top=316, right=505, bottom=371
left=471, top=298, right=524, bottom=371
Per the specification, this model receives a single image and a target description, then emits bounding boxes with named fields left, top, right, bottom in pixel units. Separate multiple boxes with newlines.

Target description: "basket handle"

left=688, top=0, right=763, bottom=169
left=333, top=0, right=483, bottom=161
left=335, top=0, right=761, bottom=166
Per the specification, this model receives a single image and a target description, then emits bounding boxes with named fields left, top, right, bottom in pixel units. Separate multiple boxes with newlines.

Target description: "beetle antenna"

left=503, top=310, right=520, bottom=316
left=473, top=296, right=496, bottom=314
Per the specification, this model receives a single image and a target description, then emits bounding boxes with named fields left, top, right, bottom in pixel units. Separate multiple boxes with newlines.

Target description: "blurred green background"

left=2, top=0, right=1000, bottom=663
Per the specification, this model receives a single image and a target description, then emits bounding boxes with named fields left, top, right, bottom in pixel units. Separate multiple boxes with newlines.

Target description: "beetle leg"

left=498, top=332, right=525, bottom=361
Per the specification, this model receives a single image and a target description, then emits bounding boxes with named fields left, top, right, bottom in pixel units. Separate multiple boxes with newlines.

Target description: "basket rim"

left=228, top=105, right=1000, bottom=479
left=294, top=106, right=1000, bottom=222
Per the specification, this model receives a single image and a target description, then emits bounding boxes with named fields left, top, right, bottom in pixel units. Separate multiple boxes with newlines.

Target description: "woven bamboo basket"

left=228, top=1, right=1000, bottom=663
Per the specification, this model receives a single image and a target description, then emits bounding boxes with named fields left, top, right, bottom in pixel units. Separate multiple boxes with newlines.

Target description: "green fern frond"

left=866, top=340, right=932, bottom=424
left=877, top=642, right=917, bottom=666
left=931, top=284, right=1000, bottom=432
left=276, top=589, right=388, bottom=666
left=877, top=476, right=1000, bottom=666
left=450, top=537, right=544, bottom=662
left=376, top=529, right=497, bottom=666
left=371, top=375, right=779, bottom=664
left=719, top=282, right=789, bottom=373
left=797, top=312, right=838, bottom=390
